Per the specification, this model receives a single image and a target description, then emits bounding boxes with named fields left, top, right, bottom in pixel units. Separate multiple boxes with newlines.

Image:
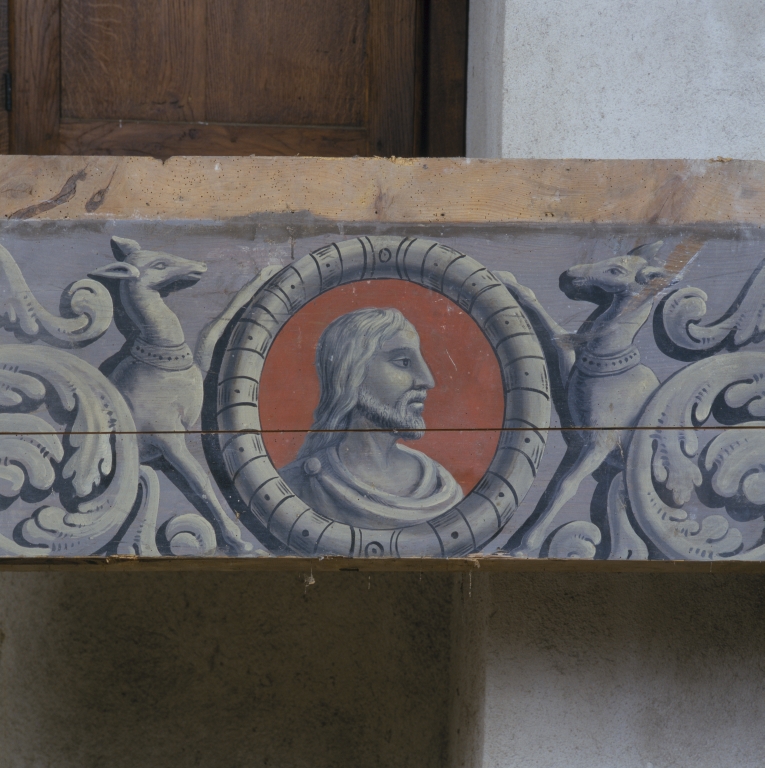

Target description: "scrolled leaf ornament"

left=0, top=345, right=142, bottom=556
left=0, top=243, right=113, bottom=347
left=626, top=350, right=765, bottom=561
left=658, top=256, right=765, bottom=359
left=214, top=236, right=551, bottom=557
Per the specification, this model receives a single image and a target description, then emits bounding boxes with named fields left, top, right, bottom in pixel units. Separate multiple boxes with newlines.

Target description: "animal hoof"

left=225, top=532, right=254, bottom=554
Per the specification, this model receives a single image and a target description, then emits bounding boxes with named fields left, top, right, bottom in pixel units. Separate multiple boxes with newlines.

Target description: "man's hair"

left=297, top=307, right=412, bottom=459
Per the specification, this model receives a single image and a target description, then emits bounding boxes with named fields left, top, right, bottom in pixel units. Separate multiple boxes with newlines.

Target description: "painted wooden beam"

left=0, top=157, right=764, bottom=569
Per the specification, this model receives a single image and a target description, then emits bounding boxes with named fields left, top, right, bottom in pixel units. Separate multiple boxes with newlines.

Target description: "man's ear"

left=110, top=236, right=141, bottom=261
left=88, top=262, right=141, bottom=281
left=635, top=265, right=668, bottom=284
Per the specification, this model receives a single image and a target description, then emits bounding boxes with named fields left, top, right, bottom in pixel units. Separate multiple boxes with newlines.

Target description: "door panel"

left=206, top=0, right=367, bottom=126
left=9, top=0, right=466, bottom=157
left=12, top=0, right=60, bottom=154
left=57, top=120, right=367, bottom=157
left=61, top=0, right=207, bottom=123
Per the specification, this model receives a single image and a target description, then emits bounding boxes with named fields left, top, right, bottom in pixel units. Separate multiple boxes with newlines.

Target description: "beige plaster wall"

left=0, top=572, right=451, bottom=768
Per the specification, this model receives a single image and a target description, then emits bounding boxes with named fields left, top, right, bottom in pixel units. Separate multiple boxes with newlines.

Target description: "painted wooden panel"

left=1, top=158, right=765, bottom=568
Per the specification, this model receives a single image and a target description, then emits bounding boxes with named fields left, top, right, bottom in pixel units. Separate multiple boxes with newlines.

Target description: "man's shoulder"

left=396, top=443, right=446, bottom=471
left=396, top=443, right=462, bottom=495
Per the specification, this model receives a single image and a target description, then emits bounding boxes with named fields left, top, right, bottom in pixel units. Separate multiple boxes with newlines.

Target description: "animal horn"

left=110, top=236, right=141, bottom=261
left=627, top=241, right=664, bottom=263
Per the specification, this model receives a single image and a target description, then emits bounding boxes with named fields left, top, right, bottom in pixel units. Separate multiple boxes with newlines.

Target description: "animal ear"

left=88, top=262, right=141, bottom=281
left=628, top=241, right=664, bottom=261
left=110, top=236, right=141, bottom=261
left=636, top=265, right=668, bottom=284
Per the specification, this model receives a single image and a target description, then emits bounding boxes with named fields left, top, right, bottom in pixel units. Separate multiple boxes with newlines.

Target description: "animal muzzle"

left=563, top=264, right=590, bottom=281
left=185, top=261, right=207, bottom=280
left=559, top=268, right=608, bottom=304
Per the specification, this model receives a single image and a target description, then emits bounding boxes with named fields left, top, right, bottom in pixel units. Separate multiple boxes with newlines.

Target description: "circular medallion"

left=214, top=236, right=550, bottom=556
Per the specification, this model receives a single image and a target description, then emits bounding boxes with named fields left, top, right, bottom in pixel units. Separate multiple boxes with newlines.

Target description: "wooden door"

left=9, top=0, right=465, bottom=157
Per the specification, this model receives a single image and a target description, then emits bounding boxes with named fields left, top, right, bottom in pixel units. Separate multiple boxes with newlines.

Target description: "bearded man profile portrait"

left=280, top=307, right=463, bottom=528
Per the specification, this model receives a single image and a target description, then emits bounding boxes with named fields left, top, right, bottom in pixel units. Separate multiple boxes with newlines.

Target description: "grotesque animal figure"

left=90, top=236, right=278, bottom=553
left=496, top=242, right=668, bottom=558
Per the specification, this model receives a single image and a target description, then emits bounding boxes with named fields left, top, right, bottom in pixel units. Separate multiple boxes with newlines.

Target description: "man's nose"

left=412, top=354, right=435, bottom=389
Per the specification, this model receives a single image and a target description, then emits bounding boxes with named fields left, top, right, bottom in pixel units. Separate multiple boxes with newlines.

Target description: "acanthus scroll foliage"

left=0, top=240, right=159, bottom=557
left=626, top=351, right=765, bottom=561
left=0, top=346, right=141, bottom=556
left=658, top=256, right=765, bottom=359
left=0, top=243, right=113, bottom=347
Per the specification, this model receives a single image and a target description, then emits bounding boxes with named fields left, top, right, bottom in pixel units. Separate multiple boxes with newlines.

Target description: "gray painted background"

left=2, top=219, right=763, bottom=558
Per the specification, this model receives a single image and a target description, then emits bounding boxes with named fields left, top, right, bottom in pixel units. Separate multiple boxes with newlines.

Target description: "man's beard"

left=357, top=387, right=427, bottom=440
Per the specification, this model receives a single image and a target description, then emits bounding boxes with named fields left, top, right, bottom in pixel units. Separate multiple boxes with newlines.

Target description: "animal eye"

left=153, top=262, right=167, bottom=270
left=608, top=267, right=623, bottom=275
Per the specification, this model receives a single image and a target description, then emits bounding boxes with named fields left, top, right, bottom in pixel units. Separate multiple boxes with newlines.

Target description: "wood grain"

left=0, top=157, right=762, bottom=225
left=61, top=0, right=206, bottom=123
left=205, top=0, right=368, bottom=127
left=0, top=0, right=8, bottom=153
left=10, top=0, right=60, bottom=153
left=367, top=0, right=418, bottom=155
left=423, top=0, right=468, bottom=156
left=58, top=120, right=368, bottom=158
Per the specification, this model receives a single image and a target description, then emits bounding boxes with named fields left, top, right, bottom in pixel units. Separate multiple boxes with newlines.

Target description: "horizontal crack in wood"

left=0, top=426, right=762, bottom=436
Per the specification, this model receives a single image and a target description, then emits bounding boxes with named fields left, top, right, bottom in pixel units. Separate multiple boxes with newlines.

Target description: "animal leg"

left=512, top=438, right=614, bottom=557
left=606, top=471, right=648, bottom=560
left=116, top=466, right=161, bottom=556
left=156, top=433, right=253, bottom=553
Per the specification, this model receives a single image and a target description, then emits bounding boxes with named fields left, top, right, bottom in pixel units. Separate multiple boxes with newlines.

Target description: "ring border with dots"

left=214, top=236, right=551, bottom=557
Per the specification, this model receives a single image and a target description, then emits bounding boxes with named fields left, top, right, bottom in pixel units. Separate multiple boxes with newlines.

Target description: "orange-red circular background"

left=259, top=280, right=505, bottom=494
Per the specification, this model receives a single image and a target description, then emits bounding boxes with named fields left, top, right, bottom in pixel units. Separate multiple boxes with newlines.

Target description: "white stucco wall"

left=467, top=0, right=765, bottom=159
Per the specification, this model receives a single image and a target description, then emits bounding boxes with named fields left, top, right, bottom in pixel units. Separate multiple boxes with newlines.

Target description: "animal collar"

left=575, top=345, right=641, bottom=377
left=130, top=338, right=195, bottom=371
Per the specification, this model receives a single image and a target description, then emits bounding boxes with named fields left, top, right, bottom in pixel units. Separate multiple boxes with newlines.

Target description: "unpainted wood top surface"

left=0, top=157, right=762, bottom=224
